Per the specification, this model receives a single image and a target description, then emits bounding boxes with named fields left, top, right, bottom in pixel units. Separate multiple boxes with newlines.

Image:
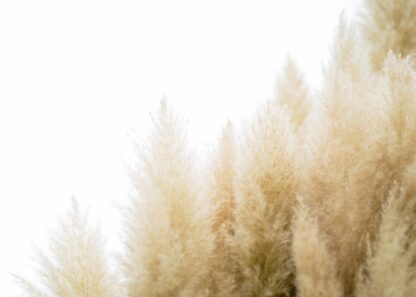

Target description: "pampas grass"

left=122, top=99, right=214, bottom=297
left=231, top=99, right=297, bottom=297
left=355, top=185, right=416, bottom=297
left=16, top=0, right=416, bottom=296
left=361, top=0, right=416, bottom=69
left=15, top=199, right=117, bottom=297
left=207, top=122, right=237, bottom=297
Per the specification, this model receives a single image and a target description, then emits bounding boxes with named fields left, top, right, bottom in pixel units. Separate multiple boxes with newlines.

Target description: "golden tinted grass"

left=17, top=1, right=416, bottom=296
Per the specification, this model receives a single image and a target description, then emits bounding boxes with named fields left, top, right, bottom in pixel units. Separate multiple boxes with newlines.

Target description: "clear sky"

left=0, top=0, right=361, bottom=295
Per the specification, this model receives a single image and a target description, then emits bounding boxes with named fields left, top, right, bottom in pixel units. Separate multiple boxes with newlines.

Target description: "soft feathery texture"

left=300, top=21, right=387, bottom=296
left=210, top=122, right=236, bottom=234
left=231, top=100, right=297, bottom=297
left=122, top=99, right=214, bottom=297
left=355, top=185, right=416, bottom=297
left=15, top=199, right=117, bottom=297
left=274, top=58, right=310, bottom=126
left=297, top=19, right=416, bottom=297
left=380, top=54, right=416, bottom=171
left=207, top=122, right=237, bottom=297
left=292, top=201, right=343, bottom=297
left=16, top=0, right=416, bottom=296
left=361, top=0, right=416, bottom=69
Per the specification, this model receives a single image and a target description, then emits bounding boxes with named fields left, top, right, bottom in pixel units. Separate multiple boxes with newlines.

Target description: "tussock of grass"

left=17, top=0, right=416, bottom=296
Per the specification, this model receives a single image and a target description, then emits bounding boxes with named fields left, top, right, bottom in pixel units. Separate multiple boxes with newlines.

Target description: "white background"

left=0, top=0, right=361, bottom=295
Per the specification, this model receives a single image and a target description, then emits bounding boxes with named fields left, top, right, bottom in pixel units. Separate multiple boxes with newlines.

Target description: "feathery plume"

left=356, top=185, right=416, bottom=297
left=380, top=53, right=416, bottom=172
left=210, top=121, right=236, bottom=233
left=122, top=99, right=214, bottom=297
left=16, top=198, right=118, bottom=297
left=292, top=201, right=343, bottom=297
left=300, top=20, right=388, bottom=296
left=361, top=0, right=416, bottom=69
left=207, top=121, right=237, bottom=297
left=232, top=101, right=297, bottom=297
left=274, top=58, right=310, bottom=126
